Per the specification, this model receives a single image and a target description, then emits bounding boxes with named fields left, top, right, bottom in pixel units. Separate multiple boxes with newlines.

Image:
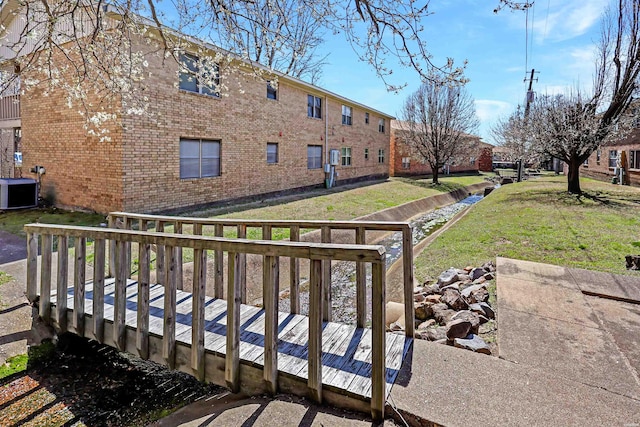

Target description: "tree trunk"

left=432, top=166, right=439, bottom=184
left=567, top=157, right=582, bottom=194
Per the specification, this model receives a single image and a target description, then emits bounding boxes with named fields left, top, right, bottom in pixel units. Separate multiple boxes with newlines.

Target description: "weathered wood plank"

left=156, top=221, right=165, bottom=286
left=26, top=232, right=38, bottom=302
left=225, top=252, right=241, bottom=392
left=56, top=236, right=69, bottom=332
left=175, top=221, right=184, bottom=291
left=289, top=226, right=300, bottom=314
left=124, top=216, right=132, bottom=279
left=92, top=239, right=106, bottom=343
left=191, top=246, right=206, bottom=381
left=347, top=332, right=401, bottom=397
left=214, top=224, right=224, bottom=299
left=137, top=240, right=151, bottom=360
left=74, top=237, right=87, bottom=336
left=355, top=226, right=366, bottom=329
left=370, top=261, right=386, bottom=421
left=402, top=226, right=415, bottom=337
left=263, top=254, right=279, bottom=394
left=237, top=225, right=247, bottom=304
left=308, top=258, right=323, bottom=403
left=108, top=215, right=116, bottom=278
left=321, top=226, right=331, bottom=322
left=114, top=240, right=128, bottom=351
left=39, top=234, right=52, bottom=321
left=163, top=246, right=178, bottom=369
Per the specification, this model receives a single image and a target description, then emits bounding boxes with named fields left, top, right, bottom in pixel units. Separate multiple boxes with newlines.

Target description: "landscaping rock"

left=425, top=326, right=448, bottom=341
left=484, top=272, right=495, bottom=280
left=437, top=267, right=459, bottom=288
left=454, top=334, right=491, bottom=355
left=446, top=318, right=472, bottom=339
left=425, top=294, right=443, bottom=304
left=472, top=276, right=487, bottom=285
left=478, top=314, right=490, bottom=325
left=389, top=320, right=405, bottom=332
left=482, top=261, right=496, bottom=272
left=441, top=289, right=468, bottom=311
left=432, top=303, right=456, bottom=325
left=470, top=267, right=485, bottom=281
left=478, top=302, right=495, bottom=319
left=414, top=302, right=434, bottom=321
left=423, top=283, right=441, bottom=295
left=451, top=310, right=480, bottom=334
left=440, top=282, right=461, bottom=292
left=416, top=319, right=436, bottom=330
left=470, top=287, right=490, bottom=304
left=460, top=284, right=485, bottom=299
left=457, top=273, right=471, bottom=282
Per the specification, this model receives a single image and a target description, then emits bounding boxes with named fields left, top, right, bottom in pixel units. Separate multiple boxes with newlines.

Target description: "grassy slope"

left=414, top=175, right=640, bottom=281
left=0, top=209, right=105, bottom=237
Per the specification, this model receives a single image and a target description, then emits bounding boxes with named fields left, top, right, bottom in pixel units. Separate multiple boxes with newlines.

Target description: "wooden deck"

left=49, top=278, right=412, bottom=401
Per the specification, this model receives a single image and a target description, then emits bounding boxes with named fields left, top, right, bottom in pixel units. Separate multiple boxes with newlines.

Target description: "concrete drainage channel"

left=279, top=182, right=494, bottom=324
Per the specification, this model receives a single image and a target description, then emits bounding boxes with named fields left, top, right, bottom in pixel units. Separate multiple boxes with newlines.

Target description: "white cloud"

left=475, top=99, right=513, bottom=122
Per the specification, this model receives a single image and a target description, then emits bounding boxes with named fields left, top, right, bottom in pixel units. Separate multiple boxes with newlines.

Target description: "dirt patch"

left=0, top=334, right=223, bottom=426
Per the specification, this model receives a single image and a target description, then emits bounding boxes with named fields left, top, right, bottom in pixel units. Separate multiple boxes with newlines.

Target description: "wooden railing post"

left=175, top=221, right=184, bottom=290
left=93, top=239, right=106, bottom=343
left=114, top=240, right=128, bottom=351
left=214, top=224, right=224, bottom=298
left=74, top=237, right=87, bottom=337
left=56, top=236, right=69, bottom=332
left=321, top=226, right=331, bottom=322
left=191, top=235, right=207, bottom=381
left=39, top=234, right=52, bottom=322
left=289, top=226, right=300, bottom=314
left=163, top=245, right=178, bottom=369
left=226, top=251, right=241, bottom=393
left=26, top=232, right=38, bottom=302
left=402, top=225, right=415, bottom=337
left=123, top=216, right=132, bottom=279
left=263, top=254, right=279, bottom=394
left=355, top=226, right=366, bottom=328
left=108, top=215, right=115, bottom=277
left=237, top=225, right=247, bottom=304
left=371, top=260, right=387, bottom=421
left=137, top=238, right=151, bottom=360
left=156, top=221, right=165, bottom=286
left=308, top=258, right=323, bottom=403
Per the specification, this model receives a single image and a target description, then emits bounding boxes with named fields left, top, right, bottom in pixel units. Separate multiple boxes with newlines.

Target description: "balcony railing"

left=0, top=94, right=20, bottom=121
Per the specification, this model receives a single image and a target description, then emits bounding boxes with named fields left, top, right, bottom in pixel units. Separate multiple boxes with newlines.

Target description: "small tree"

left=400, top=77, right=479, bottom=184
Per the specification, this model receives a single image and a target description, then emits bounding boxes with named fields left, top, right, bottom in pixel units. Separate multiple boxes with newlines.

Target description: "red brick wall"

left=478, top=146, right=493, bottom=172
left=579, top=139, right=640, bottom=186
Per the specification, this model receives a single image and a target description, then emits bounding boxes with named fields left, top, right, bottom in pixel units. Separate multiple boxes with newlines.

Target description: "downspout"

left=325, top=95, right=329, bottom=165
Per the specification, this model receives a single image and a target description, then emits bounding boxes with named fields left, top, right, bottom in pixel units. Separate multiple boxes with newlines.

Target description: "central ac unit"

left=0, top=178, right=38, bottom=209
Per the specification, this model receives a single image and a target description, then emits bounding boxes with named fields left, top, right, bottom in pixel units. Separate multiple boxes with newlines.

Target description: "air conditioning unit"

left=0, top=178, right=38, bottom=209
left=329, top=149, right=340, bottom=166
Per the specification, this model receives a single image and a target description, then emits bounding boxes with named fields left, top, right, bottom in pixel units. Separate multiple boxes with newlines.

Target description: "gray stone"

left=389, top=321, right=404, bottom=332
left=471, top=288, right=490, bottom=304
left=446, top=318, right=472, bottom=339
left=470, top=267, right=485, bottom=281
left=478, top=314, right=490, bottom=324
left=461, top=284, right=489, bottom=304
left=482, top=261, right=496, bottom=272
left=451, top=310, right=480, bottom=334
left=441, top=289, right=468, bottom=311
left=479, top=302, right=496, bottom=319
left=432, top=303, right=456, bottom=325
left=424, top=283, right=441, bottom=295
left=414, top=302, right=434, bottom=321
left=458, top=273, right=471, bottom=282
left=468, top=303, right=483, bottom=314
left=437, top=267, right=459, bottom=288
left=440, top=282, right=461, bottom=292
left=425, top=294, right=443, bottom=304
left=425, top=326, right=448, bottom=341
left=416, top=319, right=436, bottom=330
left=484, top=272, right=495, bottom=280
left=453, top=334, right=491, bottom=354
left=472, top=276, right=487, bottom=285
left=461, top=284, right=486, bottom=299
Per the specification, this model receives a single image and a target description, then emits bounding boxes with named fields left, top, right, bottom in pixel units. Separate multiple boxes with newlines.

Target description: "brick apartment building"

left=577, top=104, right=640, bottom=186
left=389, top=120, right=493, bottom=177
left=0, top=8, right=393, bottom=213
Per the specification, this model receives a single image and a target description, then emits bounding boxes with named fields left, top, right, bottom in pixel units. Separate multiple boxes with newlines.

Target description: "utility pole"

left=519, top=68, right=538, bottom=181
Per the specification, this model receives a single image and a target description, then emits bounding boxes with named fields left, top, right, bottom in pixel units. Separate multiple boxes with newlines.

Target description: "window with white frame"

left=596, top=149, right=601, bottom=164
left=267, top=143, right=278, bottom=164
left=378, top=149, right=385, bottom=163
left=307, top=145, right=322, bottom=169
left=341, top=147, right=352, bottom=166
left=342, top=105, right=352, bottom=125
left=179, top=53, right=220, bottom=97
left=609, top=150, right=618, bottom=168
left=470, top=157, right=476, bottom=165
left=583, top=157, right=589, bottom=166
left=402, top=157, right=410, bottom=169
left=267, top=81, right=277, bottom=100
left=378, top=118, right=385, bottom=133
left=630, top=150, right=640, bottom=169
left=365, top=112, right=369, bottom=124
left=180, top=139, right=221, bottom=179
left=307, top=95, right=322, bottom=119
left=364, top=148, right=369, bottom=160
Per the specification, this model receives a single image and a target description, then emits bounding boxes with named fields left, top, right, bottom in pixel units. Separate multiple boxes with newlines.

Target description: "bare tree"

left=491, top=106, right=540, bottom=167
left=400, top=75, right=479, bottom=184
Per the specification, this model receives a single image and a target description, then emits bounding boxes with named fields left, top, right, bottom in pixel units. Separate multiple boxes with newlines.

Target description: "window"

left=630, top=150, right=640, bottom=170
left=307, top=145, right=322, bottom=169
left=470, top=157, right=476, bottom=165
left=583, top=158, right=589, bottom=167
left=596, top=149, right=601, bottom=164
left=179, top=53, right=220, bottom=97
left=378, top=118, right=385, bottom=133
left=341, top=147, right=352, bottom=166
left=342, top=105, right=352, bottom=125
left=307, top=95, right=322, bottom=119
left=267, top=143, right=278, bottom=164
left=402, top=157, right=410, bottom=169
left=378, top=149, right=385, bottom=163
left=180, top=139, right=221, bottom=179
left=364, top=148, right=369, bottom=160
left=609, top=150, right=618, bottom=168
left=365, top=112, right=369, bottom=124
left=267, top=81, right=277, bottom=100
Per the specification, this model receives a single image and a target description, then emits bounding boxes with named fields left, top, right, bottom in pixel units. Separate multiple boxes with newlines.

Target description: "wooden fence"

left=106, top=212, right=415, bottom=336
left=25, top=223, right=391, bottom=419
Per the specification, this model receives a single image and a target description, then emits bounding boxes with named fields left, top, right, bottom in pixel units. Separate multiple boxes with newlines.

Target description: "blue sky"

left=312, top=0, right=610, bottom=144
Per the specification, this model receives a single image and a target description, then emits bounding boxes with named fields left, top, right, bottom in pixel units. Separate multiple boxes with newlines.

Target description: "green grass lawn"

left=414, top=175, right=640, bottom=282
left=0, top=208, right=105, bottom=238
